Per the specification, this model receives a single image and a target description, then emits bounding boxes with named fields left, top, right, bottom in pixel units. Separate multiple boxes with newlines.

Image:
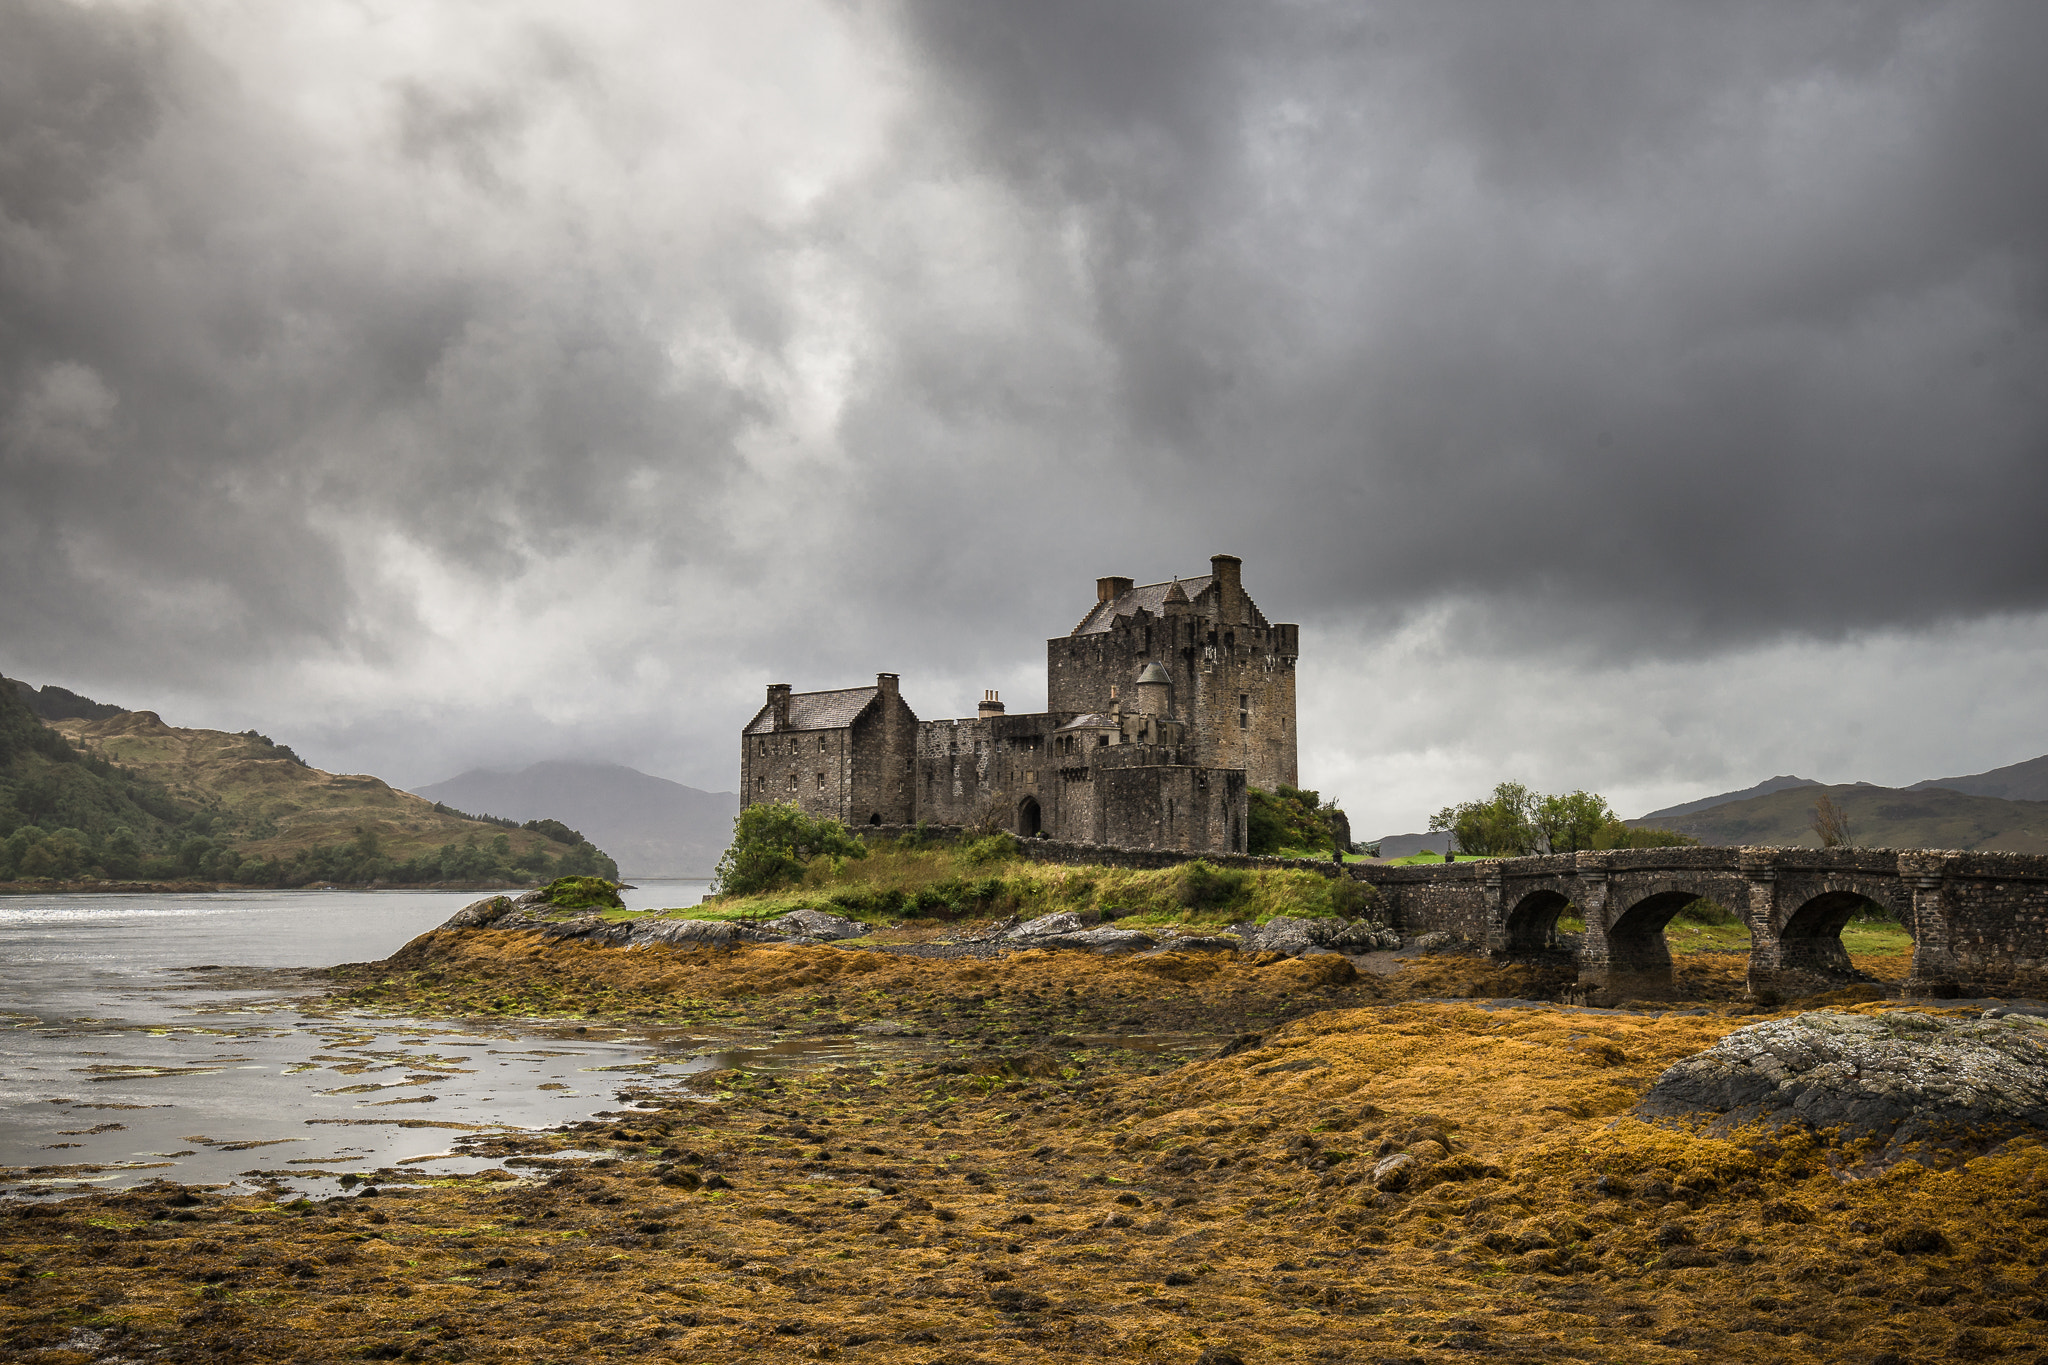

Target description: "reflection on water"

left=0, top=883, right=780, bottom=1196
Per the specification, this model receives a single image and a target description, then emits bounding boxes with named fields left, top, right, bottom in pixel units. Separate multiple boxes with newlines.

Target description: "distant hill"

left=1638, top=774, right=1822, bottom=821
left=415, top=761, right=737, bottom=877
left=0, top=675, right=610, bottom=885
left=1908, top=753, right=2048, bottom=803
left=1369, top=832, right=1449, bottom=859
left=1632, top=781, right=2048, bottom=853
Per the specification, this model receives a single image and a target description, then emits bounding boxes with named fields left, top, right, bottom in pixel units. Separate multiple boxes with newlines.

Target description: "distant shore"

left=0, top=878, right=539, bottom=895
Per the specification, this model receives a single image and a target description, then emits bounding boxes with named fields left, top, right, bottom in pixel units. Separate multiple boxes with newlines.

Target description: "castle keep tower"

left=1048, top=554, right=1299, bottom=791
left=739, top=554, right=1295, bottom=853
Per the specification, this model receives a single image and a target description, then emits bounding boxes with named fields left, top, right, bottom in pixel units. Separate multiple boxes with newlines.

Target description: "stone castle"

left=740, top=554, right=1298, bottom=853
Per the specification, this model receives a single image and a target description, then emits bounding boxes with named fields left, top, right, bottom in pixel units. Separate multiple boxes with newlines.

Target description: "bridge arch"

left=1750, top=886, right=1903, bottom=995
left=1505, top=889, right=1572, bottom=954
left=1592, top=889, right=1703, bottom=999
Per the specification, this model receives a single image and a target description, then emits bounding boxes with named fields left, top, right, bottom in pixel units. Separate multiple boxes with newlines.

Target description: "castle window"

left=816, top=771, right=826, bottom=791
left=1239, top=694, right=1250, bottom=729
left=1096, top=735, right=1108, bottom=748
left=819, top=735, right=827, bottom=751
left=788, top=772, right=798, bottom=790
left=789, top=737, right=798, bottom=754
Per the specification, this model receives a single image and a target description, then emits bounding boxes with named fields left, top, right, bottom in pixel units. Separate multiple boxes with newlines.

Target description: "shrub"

left=538, top=876, right=625, bottom=912
left=960, top=832, right=1017, bottom=866
left=828, top=886, right=908, bottom=919
left=1328, top=876, right=1379, bottom=918
left=1672, top=897, right=1738, bottom=926
left=713, top=803, right=867, bottom=896
left=1175, top=860, right=1251, bottom=911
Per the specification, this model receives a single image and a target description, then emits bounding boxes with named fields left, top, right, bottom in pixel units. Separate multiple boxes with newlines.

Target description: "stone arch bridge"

left=1359, top=846, right=2048, bottom=1004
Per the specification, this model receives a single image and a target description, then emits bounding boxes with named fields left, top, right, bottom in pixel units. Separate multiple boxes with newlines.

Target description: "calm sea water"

left=0, top=881, right=891, bottom=1197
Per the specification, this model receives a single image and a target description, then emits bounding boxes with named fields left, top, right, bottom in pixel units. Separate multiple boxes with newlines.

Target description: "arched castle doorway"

left=1017, top=796, right=1042, bottom=838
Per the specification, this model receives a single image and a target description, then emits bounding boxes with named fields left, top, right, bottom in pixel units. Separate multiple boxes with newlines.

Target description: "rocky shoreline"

left=5, top=901, right=2042, bottom=1364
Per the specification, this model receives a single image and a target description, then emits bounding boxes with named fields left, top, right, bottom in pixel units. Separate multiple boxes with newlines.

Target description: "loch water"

left=0, top=881, right=876, bottom=1197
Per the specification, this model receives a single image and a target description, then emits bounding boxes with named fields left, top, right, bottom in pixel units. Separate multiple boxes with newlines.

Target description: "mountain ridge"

left=414, top=760, right=737, bottom=877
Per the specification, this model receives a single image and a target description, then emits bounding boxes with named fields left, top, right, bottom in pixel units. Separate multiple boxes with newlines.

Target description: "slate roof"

left=1070, top=575, right=1214, bottom=636
left=743, top=686, right=879, bottom=735
left=1055, top=712, right=1121, bottom=731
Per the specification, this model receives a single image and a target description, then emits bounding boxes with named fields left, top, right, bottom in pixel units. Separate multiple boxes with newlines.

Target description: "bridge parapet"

left=1357, top=844, right=2048, bottom=1004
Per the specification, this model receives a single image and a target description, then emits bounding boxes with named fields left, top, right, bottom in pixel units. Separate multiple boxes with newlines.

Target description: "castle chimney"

left=1209, top=554, right=1242, bottom=622
left=767, top=682, right=792, bottom=731
left=876, top=672, right=899, bottom=697
left=1096, top=575, right=1134, bottom=603
left=978, top=689, right=1005, bottom=720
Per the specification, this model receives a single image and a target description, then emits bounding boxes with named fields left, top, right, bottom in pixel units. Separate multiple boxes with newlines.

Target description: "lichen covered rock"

left=761, top=908, right=869, bottom=940
left=1635, top=1009, right=2048, bottom=1166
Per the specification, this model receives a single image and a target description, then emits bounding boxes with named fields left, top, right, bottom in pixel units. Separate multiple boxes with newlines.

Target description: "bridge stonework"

left=1357, top=847, right=2048, bottom=1005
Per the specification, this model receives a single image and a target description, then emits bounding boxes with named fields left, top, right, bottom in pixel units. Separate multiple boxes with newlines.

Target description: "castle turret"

left=1133, top=661, right=1171, bottom=716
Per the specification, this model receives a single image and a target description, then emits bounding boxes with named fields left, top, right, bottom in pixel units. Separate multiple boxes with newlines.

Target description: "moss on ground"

left=6, top=994, right=2040, bottom=1364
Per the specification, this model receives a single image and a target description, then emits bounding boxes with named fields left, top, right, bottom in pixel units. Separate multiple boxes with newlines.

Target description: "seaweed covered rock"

left=1229, top=916, right=1399, bottom=955
left=1636, top=1010, right=2048, bottom=1167
left=1006, top=911, right=1087, bottom=941
left=442, top=894, right=518, bottom=928
left=761, top=908, right=869, bottom=941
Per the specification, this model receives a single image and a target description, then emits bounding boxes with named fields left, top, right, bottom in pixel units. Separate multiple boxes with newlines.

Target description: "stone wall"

left=1904, top=850, right=2048, bottom=999
left=740, top=725, right=855, bottom=824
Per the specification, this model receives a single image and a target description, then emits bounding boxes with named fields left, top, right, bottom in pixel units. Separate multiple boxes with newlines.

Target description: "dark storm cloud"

left=1, top=0, right=2043, bottom=803
left=889, top=0, right=2048, bottom=653
left=0, top=1, right=768, bottom=687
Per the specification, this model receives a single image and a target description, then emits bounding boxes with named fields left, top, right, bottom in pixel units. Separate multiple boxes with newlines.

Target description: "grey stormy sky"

left=2, top=0, right=2045, bottom=837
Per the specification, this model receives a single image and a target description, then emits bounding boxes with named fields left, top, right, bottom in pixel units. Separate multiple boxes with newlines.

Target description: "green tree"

left=1247, top=785, right=1343, bottom=855
left=101, top=826, right=143, bottom=879
left=556, top=841, right=619, bottom=879
left=713, top=802, right=867, bottom=896
left=1534, top=790, right=1619, bottom=855
left=1431, top=782, right=1540, bottom=857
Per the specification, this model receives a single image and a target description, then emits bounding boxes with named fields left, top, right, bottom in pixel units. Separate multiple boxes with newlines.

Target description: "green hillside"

left=0, top=677, right=618, bottom=886
left=1633, top=781, right=2048, bottom=852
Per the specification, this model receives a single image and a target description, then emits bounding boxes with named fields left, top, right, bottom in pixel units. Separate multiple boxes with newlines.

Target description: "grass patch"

left=1841, top=918, right=1913, bottom=957
left=679, top=843, right=1382, bottom=931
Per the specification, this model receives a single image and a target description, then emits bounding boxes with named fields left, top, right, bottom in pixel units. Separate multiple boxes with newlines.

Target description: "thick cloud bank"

left=2, top=0, right=2043, bottom=832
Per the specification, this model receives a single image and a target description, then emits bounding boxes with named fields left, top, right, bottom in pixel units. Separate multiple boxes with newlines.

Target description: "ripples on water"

left=0, top=881, right=892, bottom=1197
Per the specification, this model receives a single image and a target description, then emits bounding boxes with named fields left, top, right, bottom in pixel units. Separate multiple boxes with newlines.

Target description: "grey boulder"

left=762, top=908, right=869, bottom=941
left=1026, top=927, right=1158, bottom=954
left=1637, top=1010, right=2048, bottom=1167
left=1006, top=911, right=1088, bottom=940
left=1231, top=916, right=1399, bottom=955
